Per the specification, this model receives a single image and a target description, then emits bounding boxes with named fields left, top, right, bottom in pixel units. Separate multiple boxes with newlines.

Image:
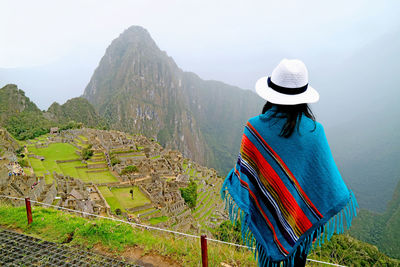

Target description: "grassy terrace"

left=28, top=143, right=78, bottom=183
left=98, top=186, right=151, bottom=213
left=0, top=204, right=256, bottom=266
left=78, top=170, right=118, bottom=184
left=132, top=208, right=155, bottom=216
left=27, top=142, right=118, bottom=184
left=78, top=135, right=88, bottom=141
left=192, top=175, right=223, bottom=225
left=148, top=216, right=169, bottom=225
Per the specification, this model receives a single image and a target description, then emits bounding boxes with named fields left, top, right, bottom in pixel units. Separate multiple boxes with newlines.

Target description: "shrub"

left=111, top=157, right=121, bottom=166
left=216, top=220, right=242, bottom=244
left=18, top=159, right=29, bottom=168
left=180, top=180, right=197, bottom=209
left=15, top=147, right=24, bottom=154
left=121, top=165, right=138, bottom=174
left=81, top=144, right=93, bottom=160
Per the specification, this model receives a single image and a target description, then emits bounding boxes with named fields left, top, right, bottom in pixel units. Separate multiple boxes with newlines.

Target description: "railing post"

left=25, top=198, right=32, bottom=225
left=201, top=234, right=208, bottom=267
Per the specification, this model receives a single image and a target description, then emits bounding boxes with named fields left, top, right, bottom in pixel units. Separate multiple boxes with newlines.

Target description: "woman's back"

left=221, top=59, right=358, bottom=267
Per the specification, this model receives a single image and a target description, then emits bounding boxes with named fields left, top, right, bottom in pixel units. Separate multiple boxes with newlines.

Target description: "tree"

left=179, top=180, right=198, bottom=209
left=121, top=165, right=138, bottom=174
left=111, top=157, right=121, bottom=166
left=130, top=189, right=134, bottom=200
left=81, top=144, right=93, bottom=160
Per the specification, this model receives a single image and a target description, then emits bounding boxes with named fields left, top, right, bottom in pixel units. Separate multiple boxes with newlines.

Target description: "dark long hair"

left=262, top=102, right=316, bottom=138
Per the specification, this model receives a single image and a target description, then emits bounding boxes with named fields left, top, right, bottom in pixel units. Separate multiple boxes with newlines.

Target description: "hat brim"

left=255, top=76, right=319, bottom=105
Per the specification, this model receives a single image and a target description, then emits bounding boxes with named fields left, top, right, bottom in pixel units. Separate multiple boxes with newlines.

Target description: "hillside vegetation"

left=0, top=204, right=255, bottom=266
left=0, top=84, right=106, bottom=140
left=0, top=84, right=53, bottom=140
left=0, top=204, right=398, bottom=266
left=350, top=180, right=400, bottom=259
left=46, top=97, right=107, bottom=129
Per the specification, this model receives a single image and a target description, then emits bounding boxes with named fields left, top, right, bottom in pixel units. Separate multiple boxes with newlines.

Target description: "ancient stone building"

left=55, top=173, right=109, bottom=215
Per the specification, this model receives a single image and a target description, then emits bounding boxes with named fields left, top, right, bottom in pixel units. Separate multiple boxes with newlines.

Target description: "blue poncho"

left=221, top=111, right=358, bottom=266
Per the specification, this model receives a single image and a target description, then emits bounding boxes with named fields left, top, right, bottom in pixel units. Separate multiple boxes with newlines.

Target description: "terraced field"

left=26, top=140, right=118, bottom=184
left=182, top=163, right=224, bottom=228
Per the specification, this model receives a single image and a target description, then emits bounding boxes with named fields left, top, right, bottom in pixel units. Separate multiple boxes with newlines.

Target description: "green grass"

left=58, top=161, right=85, bottom=178
left=140, top=209, right=160, bottom=218
left=23, top=168, right=32, bottom=176
left=188, top=168, right=196, bottom=177
left=110, top=187, right=151, bottom=209
left=81, top=171, right=118, bottom=184
left=119, top=154, right=145, bottom=158
left=26, top=142, right=117, bottom=184
left=111, top=150, right=136, bottom=154
left=78, top=135, right=88, bottom=141
left=29, top=143, right=78, bottom=161
left=132, top=208, right=157, bottom=216
left=194, top=193, right=210, bottom=213
left=197, top=191, right=207, bottom=201
left=28, top=143, right=79, bottom=183
left=28, top=157, right=46, bottom=176
left=148, top=216, right=169, bottom=225
left=76, top=168, right=89, bottom=180
left=151, top=155, right=160, bottom=159
left=199, top=206, right=215, bottom=222
left=98, top=186, right=151, bottom=212
left=0, top=204, right=257, bottom=266
left=98, top=186, right=125, bottom=212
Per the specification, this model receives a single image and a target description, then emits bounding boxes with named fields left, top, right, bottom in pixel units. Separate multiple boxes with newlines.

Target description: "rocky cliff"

left=83, top=26, right=263, bottom=173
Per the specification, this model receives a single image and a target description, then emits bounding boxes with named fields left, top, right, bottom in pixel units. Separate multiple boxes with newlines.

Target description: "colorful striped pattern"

left=236, top=121, right=323, bottom=255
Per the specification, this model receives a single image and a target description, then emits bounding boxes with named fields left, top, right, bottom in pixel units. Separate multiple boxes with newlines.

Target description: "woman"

left=221, top=59, right=358, bottom=267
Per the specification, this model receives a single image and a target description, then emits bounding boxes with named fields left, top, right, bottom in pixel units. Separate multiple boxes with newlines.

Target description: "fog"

left=1, top=0, right=400, bottom=113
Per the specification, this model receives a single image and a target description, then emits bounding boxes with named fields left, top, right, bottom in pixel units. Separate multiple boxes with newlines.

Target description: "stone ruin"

left=0, top=126, right=225, bottom=234
left=0, top=172, right=56, bottom=206
left=54, top=173, right=110, bottom=216
left=136, top=174, right=195, bottom=230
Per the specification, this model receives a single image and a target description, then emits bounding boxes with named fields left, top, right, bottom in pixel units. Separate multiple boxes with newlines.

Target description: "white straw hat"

left=255, top=59, right=319, bottom=105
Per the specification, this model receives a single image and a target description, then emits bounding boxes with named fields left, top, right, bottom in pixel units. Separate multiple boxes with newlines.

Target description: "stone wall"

left=56, top=159, right=81, bottom=163
left=93, top=184, right=110, bottom=215
left=126, top=203, right=153, bottom=213
left=87, top=163, right=107, bottom=169
left=42, top=183, right=57, bottom=204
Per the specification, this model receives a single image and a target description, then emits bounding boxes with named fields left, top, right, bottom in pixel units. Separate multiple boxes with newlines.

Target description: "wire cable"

left=0, top=194, right=346, bottom=266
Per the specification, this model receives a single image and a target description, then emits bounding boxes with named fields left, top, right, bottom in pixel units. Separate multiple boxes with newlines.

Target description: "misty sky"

left=1, top=0, right=400, bottom=109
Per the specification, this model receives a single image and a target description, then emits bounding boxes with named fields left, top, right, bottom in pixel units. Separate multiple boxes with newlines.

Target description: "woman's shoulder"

left=247, top=113, right=325, bottom=137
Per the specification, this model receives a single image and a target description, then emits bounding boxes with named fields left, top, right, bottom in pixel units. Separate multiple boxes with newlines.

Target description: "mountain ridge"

left=0, top=84, right=106, bottom=140
left=83, top=25, right=263, bottom=173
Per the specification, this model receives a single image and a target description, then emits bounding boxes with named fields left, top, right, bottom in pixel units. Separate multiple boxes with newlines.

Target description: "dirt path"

left=93, top=244, right=182, bottom=267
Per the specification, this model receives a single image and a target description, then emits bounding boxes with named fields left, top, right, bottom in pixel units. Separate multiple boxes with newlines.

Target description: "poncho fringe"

left=221, top=189, right=359, bottom=267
